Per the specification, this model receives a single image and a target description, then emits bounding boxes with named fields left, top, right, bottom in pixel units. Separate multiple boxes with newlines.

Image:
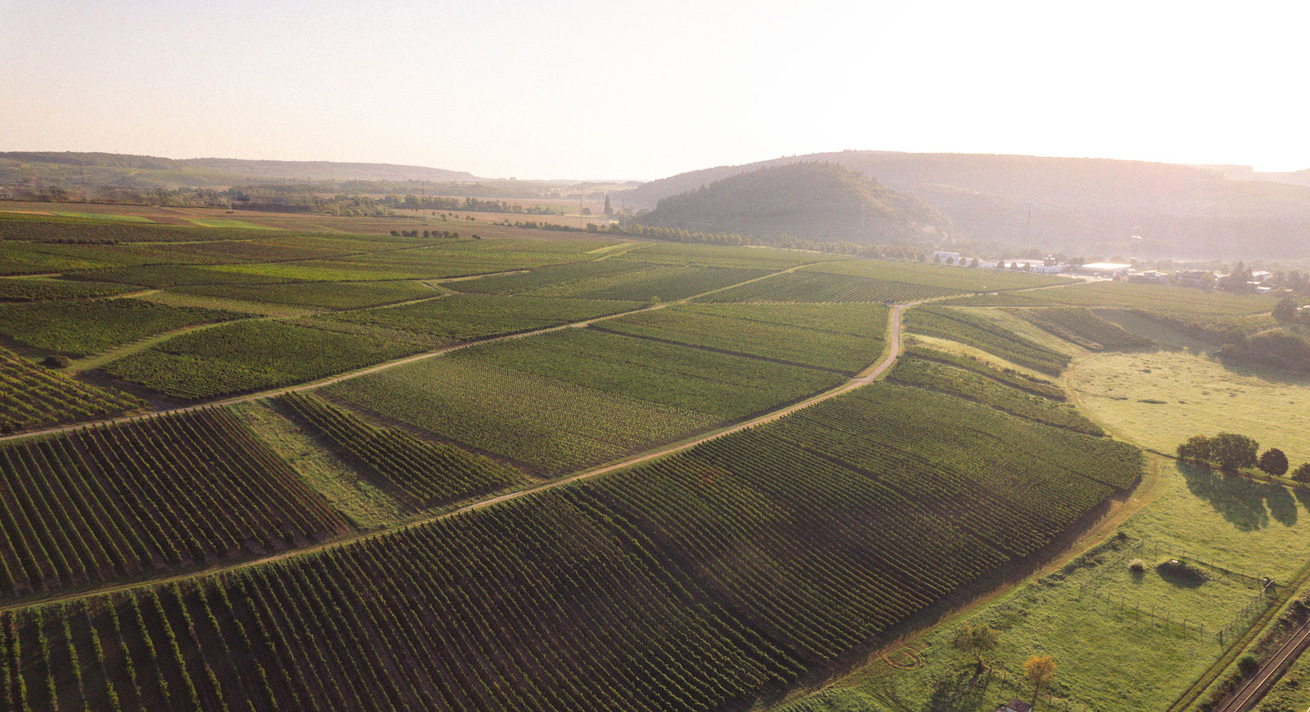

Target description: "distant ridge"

left=637, top=162, right=950, bottom=246
left=618, top=151, right=1310, bottom=260
left=0, top=151, right=480, bottom=186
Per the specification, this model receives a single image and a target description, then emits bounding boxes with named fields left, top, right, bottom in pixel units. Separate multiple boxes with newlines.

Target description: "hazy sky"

left=3, top=0, right=1307, bottom=179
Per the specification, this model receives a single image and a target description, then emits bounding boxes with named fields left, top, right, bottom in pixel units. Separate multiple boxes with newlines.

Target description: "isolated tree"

left=996, top=260, right=1006, bottom=269
left=1176, top=435, right=1212, bottom=462
left=1024, top=655, right=1057, bottom=705
left=603, top=194, right=613, bottom=217
left=1273, top=296, right=1298, bottom=323
left=952, top=623, right=1000, bottom=669
left=969, top=258, right=980, bottom=268
left=1292, top=463, right=1310, bottom=483
left=1210, top=433, right=1259, bottom=471
left=934, top=254, right=942, bottom=263
left=1258, top=448, right=1290, bottom=476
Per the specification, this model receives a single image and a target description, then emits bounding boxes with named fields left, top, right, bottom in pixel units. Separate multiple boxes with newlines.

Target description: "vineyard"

left=598, top=302, right=886, bottom=373
left=695, top=270, right=960, bottom=304
left=0, top=349, right=142, bottom=433
left=1036, top=280, right=1279, bottom=315
left=0, top=278, right=138, bottom=302
left=0, top=408, right=347, bottom=600
left=444, top=259, right=651, bottom=295
left=323, top=357, right=718, bottom=475
left=101, top=320, right=429, bottom=400
left=279, top=392, right=522, bottom=509
left=900, top=344, right=1067, bottom=399
left=764, top=385, right=1143, bottom=552
left=809, top=259, right=1067, bottom=291
left=0, top=380, right=1143, bottom=712
left=318, top=294, right=642, bottom=342
left=457, top=327, right=843, bottom=420
left=904, top=305, right=1073, bottom=375
left=1015, top=307, right=1155, bottom=351
left=531, top=264, right=771, bottom=301
left=173, top=279, right=436, bottom=310
left=0, top=298, right=247, bottom=357
left=886, top=354, right=1103, bottom=434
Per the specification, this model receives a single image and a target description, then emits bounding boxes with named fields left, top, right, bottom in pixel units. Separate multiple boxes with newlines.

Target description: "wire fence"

left=1076, top=536, right=1276, bottom=644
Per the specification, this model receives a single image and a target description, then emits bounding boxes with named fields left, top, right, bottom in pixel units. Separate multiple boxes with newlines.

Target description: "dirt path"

left=0, top=260, right=825, bottom=444
left=0, top=292, right=909, bottom=613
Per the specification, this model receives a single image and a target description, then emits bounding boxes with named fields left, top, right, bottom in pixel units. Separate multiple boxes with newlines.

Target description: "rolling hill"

left=618, top=151, right=1310, bottom=260
left=636, top=162, right=951, bottom=246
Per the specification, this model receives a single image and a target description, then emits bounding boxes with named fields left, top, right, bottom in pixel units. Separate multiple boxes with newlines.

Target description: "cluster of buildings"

left=931, top=252, right=1131, bottom=279
left=930, top=251, right=1276, bottom=292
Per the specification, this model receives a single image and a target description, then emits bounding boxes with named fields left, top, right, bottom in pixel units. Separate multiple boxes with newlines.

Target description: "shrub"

left=41, top=355, right=71, bottom=369
left=1158, top=559, right=1209, bottom=585
left=1238, top=654, right=1260, bottom=677
left=1128, top=558, right=1146, bottom=573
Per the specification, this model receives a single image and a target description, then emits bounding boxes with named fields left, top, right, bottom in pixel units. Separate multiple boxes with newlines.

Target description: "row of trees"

left=1177, top=433, right=1310, bottom=481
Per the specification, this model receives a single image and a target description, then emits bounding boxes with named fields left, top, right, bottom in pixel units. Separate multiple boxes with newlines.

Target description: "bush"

left=41, top=355, right=71, bottom=369
left=1238, top=654, right=1260, bottom=677
left=1158, top=559, right=1209, bottom=585
left=1128, top=558, right=1146, bottom=573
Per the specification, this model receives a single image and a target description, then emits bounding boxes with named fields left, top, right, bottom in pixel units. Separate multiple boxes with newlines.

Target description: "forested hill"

left=617, top=151, right=1310, bottom=260
left=636, top=163, right=951, bottom=246
left=0, top=151, right=479, bottom=187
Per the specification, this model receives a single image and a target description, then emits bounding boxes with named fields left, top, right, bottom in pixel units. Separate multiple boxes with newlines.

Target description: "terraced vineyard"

left=279, top=392, right=521, bottom=508
left=904, top=305, right=1073, bottom=375
left=0, top=408, right=347, bottom=599
left=900, top=344, right=1067, bottom=399
left=0, top=348, right=142, bottom=433
left=1015, top=307, right=1155, bottom=351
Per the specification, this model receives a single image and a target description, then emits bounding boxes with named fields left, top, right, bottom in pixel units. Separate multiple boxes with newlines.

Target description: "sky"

left=3, top=0, right=1308, bottom=180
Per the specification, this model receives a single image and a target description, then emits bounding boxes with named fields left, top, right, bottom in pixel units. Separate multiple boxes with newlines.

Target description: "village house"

left=995, top=699, right=1033, bottom=712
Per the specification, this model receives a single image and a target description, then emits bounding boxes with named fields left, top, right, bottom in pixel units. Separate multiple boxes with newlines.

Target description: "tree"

left=1024, top=655, right=1056, bottom=704
left=1210, top=433, right=1259, bottom=471
left=1292, top=463, right=1310, bottom=483
left=1176, top=435, right=1212, bottom=462
left=604, top=194, right=613, bottom=217
left=952, top=623, right=1000, bottom=670
left=1273, top=296, right=1299, bottom=323
left=969, top=258, right=980, bottom=268
left=1258, top=448, right=1290, bottom=476
left=996, top=260, right=1006, bottom=269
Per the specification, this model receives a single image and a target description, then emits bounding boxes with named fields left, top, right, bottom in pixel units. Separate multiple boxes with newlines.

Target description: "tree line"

left=1176, top=432, right=1310, bottom=481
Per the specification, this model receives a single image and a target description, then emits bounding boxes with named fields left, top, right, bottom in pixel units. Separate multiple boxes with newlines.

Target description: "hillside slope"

left=617, top=151, right=1310, bottom=259
left=636, top=162, right=950, bottom=246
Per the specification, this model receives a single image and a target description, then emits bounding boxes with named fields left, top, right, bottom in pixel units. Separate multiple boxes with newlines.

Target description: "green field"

left=905, top=305, right=1074, bottom=375
left=1069, top=349, right=1310, bottom=466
